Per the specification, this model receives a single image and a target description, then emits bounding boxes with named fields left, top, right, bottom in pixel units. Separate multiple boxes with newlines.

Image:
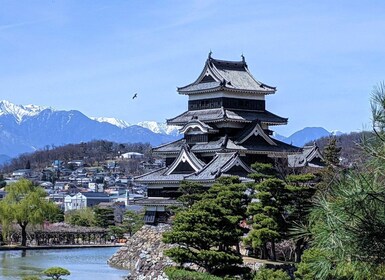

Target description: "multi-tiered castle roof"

left=135, top=54, right=300, bottom=198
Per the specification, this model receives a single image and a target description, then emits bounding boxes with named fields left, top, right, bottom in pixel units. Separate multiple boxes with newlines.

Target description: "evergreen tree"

left=65, top=208, right=96, bottom=227
left=245, top=178, right=288, bottom=261
left=253, top=267, right=291, bottom=280
left=285, top=173, right=316, bottom=262
left=42, top=267, right=70, bottom=280
left=317, top=137, right=343, bottom=194
left=296, top=84, right=385, bottom=279
left=177, top=181, right=207, bottom=208
left=122, top=210, right=144, bottom=236
left=248, top=162, right=276, bottom=182
left=94, top=207, right=115, bottom=228
left=323, top=137, right=341, bottom=166
left=163, top=177, right=246, bottom=275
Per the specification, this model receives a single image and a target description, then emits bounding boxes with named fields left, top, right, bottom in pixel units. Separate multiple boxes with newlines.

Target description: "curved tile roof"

left=178, top=56, right=275, bottom=94
left=167, top=108, right=287, bottom=126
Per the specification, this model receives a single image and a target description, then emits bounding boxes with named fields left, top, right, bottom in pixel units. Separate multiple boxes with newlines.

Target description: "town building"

left=64, top=192, right=110, bottom=212
left=120, top=152, right=144, bottom=159
left=11, top=169, right=33, bottom=179
left=135, top=54, right=301, bottom=222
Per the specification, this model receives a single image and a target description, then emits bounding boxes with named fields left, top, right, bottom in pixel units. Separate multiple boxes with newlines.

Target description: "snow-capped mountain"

left=273, top=127, right=345, bottom=147
left=0, top=100, right=345, bottom=159
left=90, top=118, right=180, bottom=135
left=137, top=121, right=180, bottom=136
left=0, top=101, right=180, bottom=157
left=90, top=117, right=131, bottom=129
left=0, top=100, right=49, bottom=123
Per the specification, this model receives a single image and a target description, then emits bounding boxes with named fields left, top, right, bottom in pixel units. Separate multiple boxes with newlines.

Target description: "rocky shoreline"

left=108, top=223, right=266, bottom=279
left=108, top=223, right=174, bottom=280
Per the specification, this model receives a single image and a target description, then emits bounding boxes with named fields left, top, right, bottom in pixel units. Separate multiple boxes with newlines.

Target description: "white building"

left=64, top=192, right=110, bottom=212
left=120, top=152, right=144, bottom=159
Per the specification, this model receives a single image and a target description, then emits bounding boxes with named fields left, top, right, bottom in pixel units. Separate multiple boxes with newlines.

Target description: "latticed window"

left=186, top=134, right=208, bottom=143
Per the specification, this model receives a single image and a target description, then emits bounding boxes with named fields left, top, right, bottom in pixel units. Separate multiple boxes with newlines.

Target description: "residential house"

left=12, top=169, right=32, bottom=179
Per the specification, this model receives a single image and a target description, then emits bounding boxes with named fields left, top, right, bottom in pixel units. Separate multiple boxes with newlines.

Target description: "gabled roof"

left=167, top=108, right=287, bottom=126
left=179, top=118, right=218, bottom=134
left=134, top=151, right=254, bottom=184
left=135, top=146, right=205, bottom=184
left=185, top=152, right=253, bottom=182
left=165, top=145, right=205, bottom=175
left=288, top=143, right=325, bottom=168
left=235, top=122, right=276, bottom=146
left=177, top=54, right=276, bottom=95
left=153, top=138, right=186, bottom=154
left=153, top=134, right=300, bottom=157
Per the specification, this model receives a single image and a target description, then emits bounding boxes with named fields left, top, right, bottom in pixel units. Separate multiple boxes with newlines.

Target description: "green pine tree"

left=163, top=177, right=246, bottom=275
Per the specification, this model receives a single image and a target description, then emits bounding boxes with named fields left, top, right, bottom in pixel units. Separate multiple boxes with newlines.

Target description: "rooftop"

left=178, top=55, right=276, bottom=95
left=167, top=107, right=287, bottom=126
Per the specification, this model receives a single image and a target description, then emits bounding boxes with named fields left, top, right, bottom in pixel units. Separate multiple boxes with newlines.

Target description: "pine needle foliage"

left=163, top=176, right=246, bottom=275
left=297, top=83, right=385, bottom=279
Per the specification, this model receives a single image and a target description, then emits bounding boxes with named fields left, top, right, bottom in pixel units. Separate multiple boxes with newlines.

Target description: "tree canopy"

left=0, top=179, right=60, bottom=246
left=42, top=267, right=70, bottom=280
left=296, top=83, right=385, bottom=279
left=163, top=176, right=247, bottom=275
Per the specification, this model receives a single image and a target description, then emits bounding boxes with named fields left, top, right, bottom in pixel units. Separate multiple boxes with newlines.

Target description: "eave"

left=178, top=86, right=275, bottom=96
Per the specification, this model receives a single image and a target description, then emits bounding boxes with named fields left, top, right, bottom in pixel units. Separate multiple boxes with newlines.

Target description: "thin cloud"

left=0, top=18, right=51, bottom=31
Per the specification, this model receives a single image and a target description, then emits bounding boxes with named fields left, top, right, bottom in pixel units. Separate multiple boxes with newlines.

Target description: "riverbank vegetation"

left=66, top=206, right=144, bottom=240
left=0, top=179, right=143, bottom=247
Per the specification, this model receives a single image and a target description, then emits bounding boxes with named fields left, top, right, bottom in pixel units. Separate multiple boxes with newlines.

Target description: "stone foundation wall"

left=108, top=224, right=174, bottom=280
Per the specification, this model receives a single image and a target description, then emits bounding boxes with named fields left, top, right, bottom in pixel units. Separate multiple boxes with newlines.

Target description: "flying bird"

left=132, top=93, right=138, bottom=99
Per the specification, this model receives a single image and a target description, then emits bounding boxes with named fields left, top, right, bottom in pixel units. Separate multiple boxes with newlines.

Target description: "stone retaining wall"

left=108, top=224, right=174, bottom=280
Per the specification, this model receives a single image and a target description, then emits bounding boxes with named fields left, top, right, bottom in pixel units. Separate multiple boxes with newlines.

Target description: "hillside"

left=0, top=140, right=153, bottom=173
left=312, top=131, right=371, bottom=166
left=274, top=127, right=343, bottom=147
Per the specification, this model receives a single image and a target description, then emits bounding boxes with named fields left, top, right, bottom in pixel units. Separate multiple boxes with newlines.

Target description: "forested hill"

left=312, top=131, right=372, bottom=165
left=0, top=140, right=152, bottom=173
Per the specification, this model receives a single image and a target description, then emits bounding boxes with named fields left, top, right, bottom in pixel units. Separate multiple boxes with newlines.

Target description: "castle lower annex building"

left=135, top=54, right=301, bottom=222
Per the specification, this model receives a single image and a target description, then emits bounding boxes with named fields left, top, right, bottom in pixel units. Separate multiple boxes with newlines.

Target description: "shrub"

left=164, top=267, right=227, bottom=280
left=22, top=276, right=41, bottom=280
left=42, top=267, right=70, bottom=280
left=253, top=267, right=291, bottom=280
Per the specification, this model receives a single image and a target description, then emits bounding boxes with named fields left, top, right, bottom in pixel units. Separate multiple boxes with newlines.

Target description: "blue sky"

left=1, top=1, right=384, bottom=136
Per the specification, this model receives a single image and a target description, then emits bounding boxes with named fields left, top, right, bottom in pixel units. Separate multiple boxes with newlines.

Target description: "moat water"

left=0, top=247, right=128, bottom=279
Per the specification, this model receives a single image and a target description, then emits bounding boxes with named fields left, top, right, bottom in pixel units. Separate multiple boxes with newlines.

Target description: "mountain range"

left=0, top=100, right=180, bottom=158
left=274, top=127, right=343, bottom=147
left=0, top=100, right=343, bottom=163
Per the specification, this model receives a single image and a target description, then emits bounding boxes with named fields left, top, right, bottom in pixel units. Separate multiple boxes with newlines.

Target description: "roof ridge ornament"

left=241, top=53, right=245, bottom=63
left=208, top=50, right=212, bottom=59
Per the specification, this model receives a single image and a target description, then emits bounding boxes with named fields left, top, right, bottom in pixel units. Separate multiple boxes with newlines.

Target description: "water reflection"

left=0, top=247, right=128, bottom=280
